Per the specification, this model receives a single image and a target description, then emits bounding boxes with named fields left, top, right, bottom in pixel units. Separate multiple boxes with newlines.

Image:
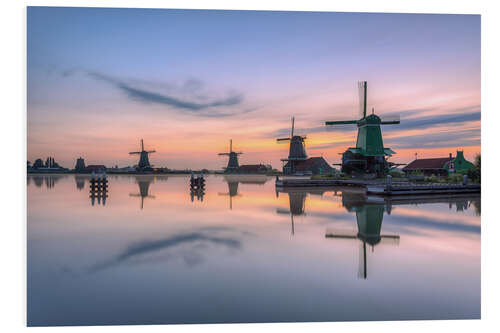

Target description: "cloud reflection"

left=88, top=229, right=246, bottom=273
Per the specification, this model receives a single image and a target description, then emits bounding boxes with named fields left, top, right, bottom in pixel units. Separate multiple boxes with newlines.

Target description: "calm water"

left=27, top=174, right=481, bottom=326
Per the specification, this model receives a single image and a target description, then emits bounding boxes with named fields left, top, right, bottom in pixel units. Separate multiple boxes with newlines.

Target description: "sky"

left=27, top=7, right=481, bottom=170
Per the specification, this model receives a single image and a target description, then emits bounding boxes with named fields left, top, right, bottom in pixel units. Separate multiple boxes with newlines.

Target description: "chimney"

left=449, top=153, right=452, bottom=160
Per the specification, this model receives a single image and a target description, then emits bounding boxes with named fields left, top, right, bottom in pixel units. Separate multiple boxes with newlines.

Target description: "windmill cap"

left=363, top=114, right=381, bottom=124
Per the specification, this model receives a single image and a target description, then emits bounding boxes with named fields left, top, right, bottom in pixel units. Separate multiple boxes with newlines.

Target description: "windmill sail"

left=358, top=81, right=367, bottom=119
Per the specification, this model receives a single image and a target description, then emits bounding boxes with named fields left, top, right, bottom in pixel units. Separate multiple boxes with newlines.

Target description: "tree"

left=467, top=153, right=481, bottom=183
left=33, top=158, right=44, bottom=169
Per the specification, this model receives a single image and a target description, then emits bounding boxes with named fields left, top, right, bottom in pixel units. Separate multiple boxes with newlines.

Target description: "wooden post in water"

left=386, top=175, right=392, bottom=195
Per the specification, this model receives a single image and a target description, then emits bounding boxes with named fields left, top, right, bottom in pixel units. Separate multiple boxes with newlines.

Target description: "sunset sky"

left=27, top=7, right=480, bottom=170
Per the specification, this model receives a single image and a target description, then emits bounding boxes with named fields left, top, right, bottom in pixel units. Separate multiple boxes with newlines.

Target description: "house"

left=402, top=150, right=475, bottom=176
left=236, top=164, right=271, bottom=174
left=283, top=157, right=335, bottom=175
left=85, top=165, right=107, bottom=173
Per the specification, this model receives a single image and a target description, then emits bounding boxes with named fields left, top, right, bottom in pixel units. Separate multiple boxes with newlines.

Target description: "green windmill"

left=325, top=81, right=401, bottom=176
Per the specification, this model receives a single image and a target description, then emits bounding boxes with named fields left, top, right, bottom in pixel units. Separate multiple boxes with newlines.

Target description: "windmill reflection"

left=219, top=175, right=271, bottom=210
left=276, top=189, right=319, bottom=235
left=326, top=194, right=400, bottom=280
left=75, top=175, right=85, bottom=191
left=129, top=176, right=157, bottom=210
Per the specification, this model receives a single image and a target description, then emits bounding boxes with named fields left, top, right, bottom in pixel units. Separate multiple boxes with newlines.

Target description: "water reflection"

left=29, top=174, right=67, bottom=189
left=327, top=192, right=399, bottom=279
left=75, top=175, right=85, bottom=191
left=129, top=176, right=156, bottom=210
left=27, top=175, right=480, bottom=325
left=219, top=175, right=271, bottom=210
left=89, top=227, right=246, bottom=273
left=90, top=191, right=108, bottom=206
left=276, top=189, right=307, bottom=235
left=190, top=188, right=205, bottom=202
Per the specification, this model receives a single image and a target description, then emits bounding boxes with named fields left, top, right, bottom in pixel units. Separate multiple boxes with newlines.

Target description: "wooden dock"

left=366, top=183, right=480, bottom=196
left=275, top=176, right=480, bottom=196
left=275, top=177, right=384, bottom=188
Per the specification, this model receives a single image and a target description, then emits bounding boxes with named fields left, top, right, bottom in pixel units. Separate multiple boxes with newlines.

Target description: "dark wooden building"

left=235, top=164, right=271, bottom=174
left=283, top=157, right=334, bottom=176
left=85, top=165, right=107, bottom=173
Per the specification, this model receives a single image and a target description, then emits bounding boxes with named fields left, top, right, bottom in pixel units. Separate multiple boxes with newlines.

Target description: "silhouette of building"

left=284, top=157, right=334, bottom=176
left=277, top=117, right=334, bottom=175
left=75, top=157, right=86, bottom=172
left=236, top=164, right=270, bottom=174
left=129, top=139, right=156, bottom=171
left=85, top=165, right=107, bottom=173
left=218, top=139, right=243, bottom=173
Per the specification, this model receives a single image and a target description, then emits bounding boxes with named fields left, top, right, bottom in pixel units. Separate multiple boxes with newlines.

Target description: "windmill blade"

left=276, top=208, right=291, bottom=214
left=146, top=150, right=156, bottom=153
left=325, top=120, right=358, bottom=126
left=277, top=137, right=291, bottom=142
left=379, top=235, right=400, bottom=245
left=358, top=242, right=367, bottom=279
left=218, top=153, right=230, bottom=156
left=129, top=151, right=141, bottom=155
left=358, top=81, right=367, bottom=119
left=291, top=116, right=295, bottom=137
left=325, top=228, right=358, bottom=239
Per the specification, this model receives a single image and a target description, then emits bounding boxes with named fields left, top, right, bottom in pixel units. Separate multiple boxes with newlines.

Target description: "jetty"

left=366, top=183, right=480, bottom=196
left=275, top=175, right=480, bottom=196
left=275, top=177, right=382, bottom=188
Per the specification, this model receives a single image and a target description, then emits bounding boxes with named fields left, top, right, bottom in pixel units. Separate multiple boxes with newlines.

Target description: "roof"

left=294, top=157, right=333, bottom=171
left=237, top=164, right=267, bottom=172
left=402, top=158, right=450, bottom=171
left=86, top=165, right=107, bottom=170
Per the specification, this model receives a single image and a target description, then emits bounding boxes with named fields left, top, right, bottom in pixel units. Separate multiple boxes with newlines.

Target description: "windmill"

left=277, top=117, right=308, bottom=175
left=218, top=139, right=243, bottom=173
left=129, top=139, right=156, bottom=171
left=325, top=203, right=399, bottom=279
left=325, top=81, right=401, bottom=176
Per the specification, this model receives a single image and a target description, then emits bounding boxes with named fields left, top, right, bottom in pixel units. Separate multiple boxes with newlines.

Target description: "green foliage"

left=467, top=153, right=481, bottom=183
left=33, top=158, right=44, bottom=169
left=389, top=170, right=404, bottom=178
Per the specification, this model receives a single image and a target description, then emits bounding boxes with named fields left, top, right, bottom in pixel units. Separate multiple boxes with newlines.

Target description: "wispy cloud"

left=63, top=69, right=251, bottom=117
left=386, top=128, right=480, bottom=149
left=271, top=107, right=480, bottom=138
left=385, top=109, right=480, bottom=132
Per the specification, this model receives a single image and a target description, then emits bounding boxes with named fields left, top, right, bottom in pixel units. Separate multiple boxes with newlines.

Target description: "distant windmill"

left=218, top=139, right=243, bottom=173
left=277, top=117, right=308, bottom=175
left=129, top=139, right=156, bottom=170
